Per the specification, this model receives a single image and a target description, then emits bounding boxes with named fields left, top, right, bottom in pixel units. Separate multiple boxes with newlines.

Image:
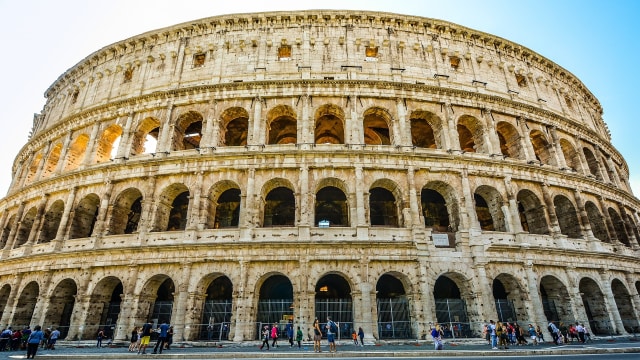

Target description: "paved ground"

left=2, top=337, right=640, bottom=359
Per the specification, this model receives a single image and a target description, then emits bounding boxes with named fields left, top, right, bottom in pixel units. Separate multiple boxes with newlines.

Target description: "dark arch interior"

left=316, top=274, right=351, bottom=299
left=376, top=274, right=406, bottom=298
left=433, top=276, right=461, bottom=299
left=259, top=275, right=293, bottom=299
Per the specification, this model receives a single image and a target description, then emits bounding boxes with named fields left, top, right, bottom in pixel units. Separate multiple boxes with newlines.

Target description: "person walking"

left=96, top=328, right=105, bottom=348
left=295, top=326, right=303, bottom=349
left=26, top=325, right=44, bottom=359
left=152, top=321, right=170, bottom=354
left=259, top=325, right=270, bottom=350
left=128, top=327, right=139, bottom=352
left=47, top=327, right=60, bottom=350
left=270, top=323, right=279, bottom=348
left=326, top=316, right=337, bottom=353
left=358, top=326, right=364, bottom=346
left=138, top=322, right=153, bottom=355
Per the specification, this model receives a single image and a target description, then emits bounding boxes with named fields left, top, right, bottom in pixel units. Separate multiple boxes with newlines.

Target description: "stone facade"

left=0, top=10, right=639, bottom=342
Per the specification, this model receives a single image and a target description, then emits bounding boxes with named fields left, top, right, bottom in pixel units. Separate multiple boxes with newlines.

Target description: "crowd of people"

left=480, top=320, right=592, bottom=350
left=0, top=325, right=61, bottom=359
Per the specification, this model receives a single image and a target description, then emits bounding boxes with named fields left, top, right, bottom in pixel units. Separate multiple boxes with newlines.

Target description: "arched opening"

left=263, top=187, right=295, bottom=227
left=109, top=188, right=143, bottom=235
left=167, top=192, right=190, bottom=231
left=583, top=147, right=602, bottom=180
left=38, top=200, right=64, bottom=243
left=267, top=105, right=297, bottom=144
left=149, top=278, right=175, bottom=325
left=315, top=274, right=353, bottom=339
left=13, top=281, right=39, bottom=328
left=315, top=186, right=348, bottom=227
left=493, top=275, right=527, bottom=323
left=63, top=133, right=90, bottom=172
left=585, top=201, right=610, bottom=242
left=369, top=187, right=398, bottom=227
left=529, top=130, right=553, bottom=165
left=495, top=121, right=523, bottom=159
left=363, top=107, right=391, bottom=145
left=559, top=139, right=580, bottom=171
left=516, top=189, right=549, bottom=235
left=172, top=111, right=203, bottom=151
left=376, top=274, right=412, bottom=339
left=0, top=215, right=15, bottom=249
left=540, top=275, right=574, bottom=326
left=69, top=194, right=100, bottom=239
left=95, top=124, right=123, bottom=163
left=474, top=185, right=506, bottom=232
left=611, top=279, right=639, bottom=333
left=0, top=285, right=11, bottom=323
left=410, top=110, right=442, bottom=149
left=457, top=115, right=486, bottom=153
left=13, top=207, right=37, bottom=248
left=43, top=279, right=77, bottom=339
left=214, top=189, right=241, bottom=228
left=25, top=153, right=42, bottom=184
left=579, top=277, right=609, bottom=335
left=433, top=275, right=469, bottom=338
left=41, top=143, right=63, bottom=178
left=421, top=182, right=459, bottom=233
left=608, top=208, right=630, bottom=247
left=86, top=277, right=123, bottom=340
left=200, top=276, right=233, bottom=341
left=314, top=104, right=345, bottom=144
left=153, top=184, right=190, bottom=232
left=554, top=195, right=582, bottom=238
left=256, top=275, right=293, bottom=339
left=130, top=117, right=160, bottom=156
left=221, top=107, right=249, bottom=146
left=600, top=157, right=614, bottom=183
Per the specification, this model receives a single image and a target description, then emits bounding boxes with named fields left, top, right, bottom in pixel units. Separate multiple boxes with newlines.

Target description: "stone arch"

left=25, top=152, right=43, bottom=184
left=516, top=189, right=549, bottom=235
left=410, top=110, right=443, bottom=149
left=421, top=181, right=460, bottom=232
left=433, top=273, right=472, bottom=328
left=267, top=104, right=297, bottom=145
left=559, top=138, right=581, bottom=172
left=198, top=274, right=234, bottom=340
left=262, top=183, right=296, bottom=227
left=256, top=274, right=294, bottom=339
left=69, top=193, right=100, bottom=239
left=495, top=121, right=523, bottom=159
left=583, top=147, right=601, bottom=180
left=109, top=188, right=143, bottom=235
left=540, top=275, right=574, bottom=324
left=585, top=201, right=610, bottom=242
left=474, top=185, right=506, bottom=232
left=611, top=278, right=639, bottom=333
left=141, top=275, right=175, bottom=324
left=154, top=183, right=190, bottom=232
left=172, top=110, right=203, bottom=151
left=42, top=142, right=63, bottom=178
left=579, top=277, right=609, bottom=335
left=43, top=278, right=77, bottom=338
left=0, top=214, right=15, bottom=249
left=95, top=124, right=123, bottom=163
left=376, top=273, right=413, bottom=339
left=600, top=156, right=614, bottom=183
left=315, top=273, right=353, bottom=332
left=220, top=107, right=249, bottom=146
left=553, top=194, right=582, bottom=238
left=130, top=117, right=160, bottom=156
left=314, top=104, right=345, bottom=144
left=457, top=115, right=486, bottom=153
left=13, top=206, right=37, bottom=248
left=207, top=180, right=242, bottom=229
left=529, top=129, right=554, bottom=165
left=493, top=274, right=528, bottom=323
left=315, top=185, right=349, bottom=227
left=63, top=133, right=90, bottom=172
left=86, top=276, right=123, bottom=340
left=0, top=284, right=9, bottom=324
left=13, top=281, right=39, bottom=328
left=608, top=208, right=630, bottom=247
left=363, top=107, right=392, bottom=145
left=38, top=199, right=65, bottom=243
left=369, top=184, right=399, bottom=227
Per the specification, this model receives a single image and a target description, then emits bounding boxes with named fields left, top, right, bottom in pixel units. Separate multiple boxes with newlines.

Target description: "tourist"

left=358, top=327, right=364, bottom=346
left=313, top=318, right=322, bottom=352
left=270, top=323, right=279, bottom=348
left=128, top=326, right=139, bottom=352
left=25, top=325, right=43, bottom=359
left=295, top=326, right=303, bottom=348
left=259, top=325, right=270, bottom=350
left=152, top=321, right=170, bottom=354
left=47, top=327, right=60, bottom=350
left=138, top=322, right=153, bottom=355
left=326, top=316, right=337, bottom=353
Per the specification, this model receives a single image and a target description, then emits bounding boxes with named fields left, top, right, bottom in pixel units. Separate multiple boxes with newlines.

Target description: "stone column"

left=239, top=169, right=256, bottom=241
left=91, top=181, right=114, bottom=244
left=445, top=102, right=459, bottom=151
left=541, top=183, right=561, bottom=236
left=299, top=94, right=311, bottom=145
left=25, top=195, right=49, bottom=247
left=599, top=270, right=626, bottom=334
left=156, top=102, right=175, bottom=154
left=549, top=127, right=567, bottom=169
left=298, top=164, right=311, bottom=239
left=54, top=131, right=73, bottom=174
left=186, top=172, right=204, bottom=230
left=624, top=273, right=640, bottom=327
left=517, top=117, right=536, bottom=162
left=296, top=259, right=311, bottom=337
left=199, top=100, right=217, bottom=149
left=354, top=165, right=368, bottom=240
left=233, top=261, right=250, bottom=341
left=606, top=157, right=622, bottom=187
left=617, top=203, right=638, bottom=249
left=357, top=260, right=376, bottom=341
left=0, top=273, right=22, bottom=327
left=136, top=176, right=157, bottom=235
left=396, top=98, right=409, bottom=146
left=576, top=139, right=591, bottom=177
left=4, top=201, right=26, bottom=251
left=33, top=141, right=53, bottom=181
left=522, top=262, right=548, bottom=333
left=118, top=265, right=140, bottom=340
left=172, top=262, right=193, bottom=341
left=461, top=169, right=479, bottom=233
left=598, top=196, right=619, bottom=244
left=66, top=268, right=93, bottom=340
left=483, top=109, right=500, bottom=155
left=54, top=187, right=78, bottom=242
left=82, top=122, right=103, bottom=168
left=32, top=272, right=53, bottom=327
left=115, top=112, right=135, bottom=159
left=470, top=263, right=496, bottom=325
left=503, top=177, right=523, bottom=233
left=573, top=189, right=597, bottom=245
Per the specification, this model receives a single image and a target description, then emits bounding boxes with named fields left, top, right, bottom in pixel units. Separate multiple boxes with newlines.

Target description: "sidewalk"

left=4, top=337, right=640, bottom=359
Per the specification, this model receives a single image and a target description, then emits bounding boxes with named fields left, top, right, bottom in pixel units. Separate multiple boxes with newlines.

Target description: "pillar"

left=172, top=262, right=193, bottom=341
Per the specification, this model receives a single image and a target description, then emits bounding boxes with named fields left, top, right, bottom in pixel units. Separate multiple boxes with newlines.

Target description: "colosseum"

left=0, top=9, right=638, bottom=343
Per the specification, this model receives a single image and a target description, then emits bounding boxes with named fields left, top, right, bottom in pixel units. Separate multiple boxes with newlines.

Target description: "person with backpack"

left=325, top=316, right=337, bottom=353
left=548, top=321, right=560, bottom=345
left=259, top=325, right=270, bottom=350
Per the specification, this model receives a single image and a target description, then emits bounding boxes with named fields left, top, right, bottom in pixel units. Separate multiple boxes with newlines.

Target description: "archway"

left=583, top=147, right=601, bottom=180
left=148, top=278, right=175, bottom=325
left=579, top=277, right=609, bottom=335
left=267, top=105, right=297, bottom=144
left=44, top=279, right=77, bottom=338
left=95, top=124, right=122, bottom=163
left=315, top=274, right=353, bottom=339
left=315, top=186, right=348, bottom=227
left=172, top=111, right=203, bottom=151
left=493, top=274, right=527, bottom=323
left=554, top=195, right=582, bottom=238
left=63, top=133, right=89, bottom=172
left=376, top=274, right=412, bottom=339
left=154, top=184, right=190, bottom=232
left=457, top=115, right=486, bottom=153
left=474, top=185, right=506, bottom=232
left=540, top=275, right=574, bottom=325
left=314, top=104, right=345, bottom=144
left=0, top=285, right=11, bottom=324
left=369, top=187, right=398, bottom=227
left=585, top=201, right=610, bottom=242
left=410, top=110, right=442, bottom=149
left=421, top=181, right=460, bottom=233
left=263, top=187, right=295, bottom=226
left=200, top=276, right=233, bottom=341
left=13, top=281, right=39, bottom=328
left=517, top=189, right=549, bottom=235
left=130, top=117, right=160, bottom=156
left=529, top=130, right=553, bottom=165
left=220, top=107, right=249, bottom=146
left=214, top=189, right=241, bottom=228
left=38, top=200, right=64, bottom=243
left=495, top=121, right=523, bottom=159
left=611, top=279, right=639, bottom=333
left=256, top=275, right=293, bottom=339
left=109, top=188, right=143, bottom=235
left=69, top=194, right=100, bottom=239
left=560, top=139, right=580, bottom=172
left=608, top=208, right=630, bottom=247
left=363, top=107, right=392, bottom=145
left=433, top=274, right=469, bottom=338
left=87, top=276, right=123, bottom=340
left=13, top=206, right=37, bottom=248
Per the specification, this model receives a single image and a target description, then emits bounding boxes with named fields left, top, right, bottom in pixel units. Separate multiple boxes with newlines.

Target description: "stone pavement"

left=3, top=337, right=640, bottom=359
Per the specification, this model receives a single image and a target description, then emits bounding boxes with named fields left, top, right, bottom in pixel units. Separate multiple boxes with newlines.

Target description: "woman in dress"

left=313, top=318, right=322, bottom=352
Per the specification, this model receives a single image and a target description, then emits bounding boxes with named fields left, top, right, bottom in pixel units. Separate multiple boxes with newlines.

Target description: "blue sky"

left=0, top=0, right=638, bottom=196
